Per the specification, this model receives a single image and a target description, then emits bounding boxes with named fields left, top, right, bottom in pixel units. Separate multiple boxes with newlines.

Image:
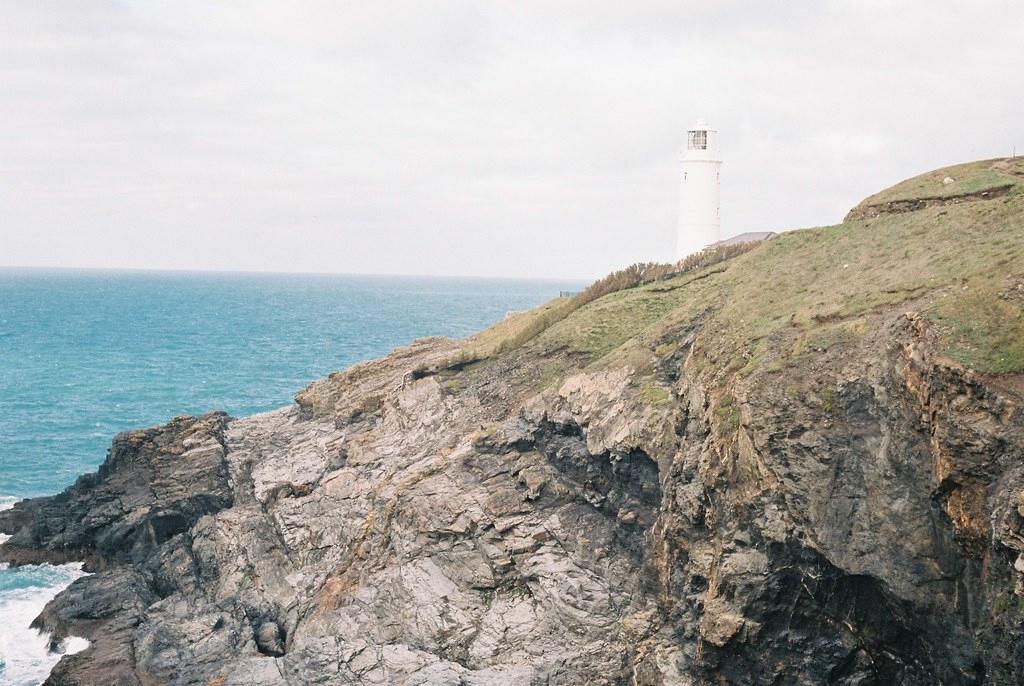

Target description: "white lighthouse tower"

left=676, top=121, right=721, bottom=260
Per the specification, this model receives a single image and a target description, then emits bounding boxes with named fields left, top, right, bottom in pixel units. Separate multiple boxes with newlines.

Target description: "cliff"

left=3, top=158, right=1024, bottom=685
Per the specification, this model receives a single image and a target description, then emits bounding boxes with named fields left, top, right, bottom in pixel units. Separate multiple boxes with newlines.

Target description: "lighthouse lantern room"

left=676, top=121, right=722, bottom=260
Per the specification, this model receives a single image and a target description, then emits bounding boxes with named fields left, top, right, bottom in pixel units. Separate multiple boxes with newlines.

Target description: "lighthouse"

left=676, top=121, right=721, bottom=260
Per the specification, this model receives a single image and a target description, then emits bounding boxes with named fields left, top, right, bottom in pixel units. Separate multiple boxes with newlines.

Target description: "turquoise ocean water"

left=0, top=267, right=583, bottom=685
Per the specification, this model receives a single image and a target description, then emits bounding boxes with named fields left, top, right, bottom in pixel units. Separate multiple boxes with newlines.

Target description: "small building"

left=676, top=120, right=722, bottom=260
left=710, top=231, right=776, bottom=248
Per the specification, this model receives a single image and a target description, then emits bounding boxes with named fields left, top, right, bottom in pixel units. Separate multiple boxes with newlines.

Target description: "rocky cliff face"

left=3, top=159, right=1024, bottom=685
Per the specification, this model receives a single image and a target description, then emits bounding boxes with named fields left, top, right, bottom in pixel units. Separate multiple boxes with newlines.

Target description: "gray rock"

left=256, top=621, right=286, bottom=657
left=1, top=312, right=1022, bottom=685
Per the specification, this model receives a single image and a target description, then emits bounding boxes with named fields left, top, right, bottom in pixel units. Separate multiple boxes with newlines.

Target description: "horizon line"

left=0, top=263, right=595, bottom=284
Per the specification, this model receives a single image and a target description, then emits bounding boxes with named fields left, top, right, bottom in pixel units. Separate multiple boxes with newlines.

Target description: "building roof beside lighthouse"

left=711, top=231, right=776, bottom=248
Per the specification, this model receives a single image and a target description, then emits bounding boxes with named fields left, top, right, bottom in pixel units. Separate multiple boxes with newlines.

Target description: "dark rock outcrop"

left=0, top=412, right=232, bottom=569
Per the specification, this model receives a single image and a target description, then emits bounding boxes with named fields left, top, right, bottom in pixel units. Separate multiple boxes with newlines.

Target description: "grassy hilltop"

left=437, top=156, right=1024, bottom=392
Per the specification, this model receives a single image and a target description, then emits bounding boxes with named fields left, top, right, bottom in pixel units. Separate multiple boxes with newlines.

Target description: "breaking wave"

left=0, top=500, right=89, bottom=686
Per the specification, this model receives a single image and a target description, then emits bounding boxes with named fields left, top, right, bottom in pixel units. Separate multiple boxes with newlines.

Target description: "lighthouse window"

left=688, top=130, right=707, bottom=150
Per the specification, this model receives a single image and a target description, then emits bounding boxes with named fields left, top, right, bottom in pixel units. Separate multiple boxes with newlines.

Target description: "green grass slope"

left=853, top=157, right=1024, bottom=209
left=445, top=157, right=1024, bottom=396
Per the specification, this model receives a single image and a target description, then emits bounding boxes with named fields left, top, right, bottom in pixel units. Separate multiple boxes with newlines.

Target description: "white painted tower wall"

left=676, top=123, right=721, bottom=260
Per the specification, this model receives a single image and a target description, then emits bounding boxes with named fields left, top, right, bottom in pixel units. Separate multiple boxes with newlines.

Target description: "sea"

left=0, top=267, right=584, bottom=686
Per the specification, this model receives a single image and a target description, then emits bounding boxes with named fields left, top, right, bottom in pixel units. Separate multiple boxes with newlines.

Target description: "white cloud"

left=0, top=1, right=1021, bottom=278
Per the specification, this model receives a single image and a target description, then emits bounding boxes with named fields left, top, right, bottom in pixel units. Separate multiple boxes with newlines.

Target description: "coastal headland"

left=3, top=158, right=1024, bottom=685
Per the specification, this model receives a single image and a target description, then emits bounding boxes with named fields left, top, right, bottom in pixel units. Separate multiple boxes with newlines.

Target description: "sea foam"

left=0, top=500, right=89, bottom=686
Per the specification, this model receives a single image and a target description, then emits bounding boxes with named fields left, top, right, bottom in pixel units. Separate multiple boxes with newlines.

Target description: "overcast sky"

left=0, top=1, right=1021, bottom=280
